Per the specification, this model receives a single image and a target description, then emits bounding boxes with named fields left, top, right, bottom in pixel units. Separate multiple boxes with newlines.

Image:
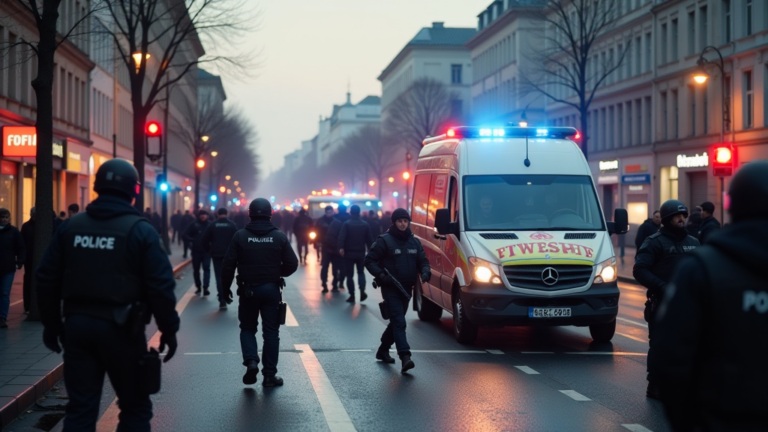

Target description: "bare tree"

left=521, top=0, right=629, bottom=159
left=96, top=0, right=256, bottom=211
left=209, top=108, right=260, bottom=201
left=340, top=125, right=396, bottom=198
left=386, top=77, right=457, bottom=155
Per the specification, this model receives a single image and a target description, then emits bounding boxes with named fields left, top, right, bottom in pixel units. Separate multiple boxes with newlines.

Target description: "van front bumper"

left=460, top=281, right=619, bottom=327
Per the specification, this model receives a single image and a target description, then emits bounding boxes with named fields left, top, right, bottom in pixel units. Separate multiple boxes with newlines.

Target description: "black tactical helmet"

left=94, top=159, right=140, bottom=198
left=728, top=160, right=768, bottom=222
left=659, top=199, right=689, bottom=221
left=248, top=198, right=272, bottom=220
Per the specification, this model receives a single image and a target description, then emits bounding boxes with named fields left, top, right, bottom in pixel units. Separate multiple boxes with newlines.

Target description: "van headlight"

left=593, top=257, right=617, bottom=284
left=469, top=257, right=503, bottom=284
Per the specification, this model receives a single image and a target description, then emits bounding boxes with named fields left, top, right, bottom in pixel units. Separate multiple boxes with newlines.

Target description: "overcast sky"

left=219, top=0, right=488, bottom=177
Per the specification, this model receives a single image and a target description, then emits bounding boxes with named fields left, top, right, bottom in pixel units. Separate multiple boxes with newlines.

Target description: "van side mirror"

left=435, top=208, right=451, bottom=235
left=608, top=208, right=629, bottom=235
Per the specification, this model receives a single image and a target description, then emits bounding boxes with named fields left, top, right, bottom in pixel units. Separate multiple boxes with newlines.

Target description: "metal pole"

left=160, top=80, right=170, bottom=254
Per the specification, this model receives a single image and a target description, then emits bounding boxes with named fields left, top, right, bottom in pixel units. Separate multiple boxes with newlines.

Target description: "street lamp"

left=693, top=45, right=731, bottom=223
left=201, top=135, right=209, bottom=143
left=132, top=51, right=151, bottom=73
left=225, top=175, right=231, bottom=181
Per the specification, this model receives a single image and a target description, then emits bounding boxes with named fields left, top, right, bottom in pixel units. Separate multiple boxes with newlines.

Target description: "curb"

left=0, top=258, right=192, bottom=430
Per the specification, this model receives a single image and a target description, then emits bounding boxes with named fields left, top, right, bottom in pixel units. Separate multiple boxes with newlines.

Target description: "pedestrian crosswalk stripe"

left=560, top=390, right=591, bottom=401
left=622, top=424, right=654, bottom=432
left=514, top=366, right=540, bottom=375
left=296, top=344, right=357, bottom=432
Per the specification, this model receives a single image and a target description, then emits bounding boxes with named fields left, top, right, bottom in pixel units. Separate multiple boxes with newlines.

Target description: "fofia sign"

left=677, top=152, right=709, bottom=168
left=599, top=159, right=619, bottom=171
left=2, top=126, right=37, bottom=157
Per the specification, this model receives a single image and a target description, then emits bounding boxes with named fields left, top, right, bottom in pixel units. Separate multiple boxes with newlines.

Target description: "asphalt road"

left=6, top=253, right=669, bottom=432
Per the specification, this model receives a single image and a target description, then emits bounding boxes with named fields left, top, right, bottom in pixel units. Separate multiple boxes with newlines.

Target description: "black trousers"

left=192, top=252, right=211, bottom=288
left=238, top=283, right=281, bottom=376
left=380, top=287, right=411, bottom=357
left=320, top=251, right=341, bottom=287
left=344, top=256, right=366, bottom=294
left=62, top=314, right=151, bottom=432
left=645, top=299, right=657, bottom=383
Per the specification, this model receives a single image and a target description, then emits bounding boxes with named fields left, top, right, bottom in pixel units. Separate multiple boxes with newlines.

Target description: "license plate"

left=528, top=307, right=572, bottom=318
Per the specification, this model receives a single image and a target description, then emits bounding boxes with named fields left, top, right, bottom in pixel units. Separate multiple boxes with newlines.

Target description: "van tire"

left=452, top=291, right=478, bottom=345
left=589, top=319, right=616, bottom=343
left=415, top=281, right=442, bottom=322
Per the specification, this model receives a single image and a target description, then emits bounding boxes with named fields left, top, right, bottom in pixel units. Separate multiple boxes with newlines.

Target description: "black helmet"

left=659, top=199, right=689, bottom=221
left=94, top=159, right=140, bottom=198
left=248, top=198, right=272, bottom=220
left=729, top=160, right=768, bottom=222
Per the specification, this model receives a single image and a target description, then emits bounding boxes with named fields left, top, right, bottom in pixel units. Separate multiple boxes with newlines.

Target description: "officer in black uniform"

left=338, top=205, right=374, bottom=303
left=221, top=198, right=298, bottom=387
left=202, top=208, right=239, bottom=310
left=37, top=159, right=179, bottom=432
left=633, top=199, right=699, bottom=400
left=365, top=208, right=430, bottom=373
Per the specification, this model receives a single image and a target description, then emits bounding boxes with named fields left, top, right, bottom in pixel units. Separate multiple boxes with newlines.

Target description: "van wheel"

left=415, top=281, right=442, bottom=322
left=452, top=292, right=478, bottom=344
left=589, top=319, right=616, bottom=343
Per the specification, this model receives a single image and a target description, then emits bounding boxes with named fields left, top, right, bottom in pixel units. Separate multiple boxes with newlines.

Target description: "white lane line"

left=560, top=390, right=592, bottom=401
left=616, top=332, right=648, bottom=343
left=295, top=344, right=357, bottom=432
left=566, top=352, right=647, bottom=356
left=285, top=304, right=299, bottom=326
left=617, top=316, right=648, bottom=328
left=10, top=299, right=22, bottom=307
left=390, top=349, right=487, bottom=354
left=622, top=424, right=654, bottom=432
left=340, top=349, right=372, bottom=352
left=514, top=366, right=540, bottom=375
left=487, top=349, right=504, bottom=355
left=521, top=351, right=554, bottom=354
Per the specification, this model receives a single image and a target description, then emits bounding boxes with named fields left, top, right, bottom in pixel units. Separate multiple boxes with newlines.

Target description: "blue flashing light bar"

left=342, top=199, right=351, bottom=206
left=424, top=126, right=579, bottom=145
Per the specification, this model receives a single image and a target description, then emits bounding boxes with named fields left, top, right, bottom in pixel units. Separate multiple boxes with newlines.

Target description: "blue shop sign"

left=622, top=174, right=651, bottom=184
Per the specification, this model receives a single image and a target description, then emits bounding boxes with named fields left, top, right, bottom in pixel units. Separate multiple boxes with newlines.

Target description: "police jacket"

left=0, top=224, right=24, bottom=274
left=21, top=219, right=34, bottom=262
left=656, top=219, right=768, bottom=432
left=364, top=228, right=429, bottom=289
left=325, top=212, right=350, bottom=251
left=170, top=213, right=182, bottom=230
left=634, top=219, right=658, bottom=249
left=184, top=218, right=210, bottom=253
left=633, top=226, right=699, bottom=296
left=36, top=196, right=179, bottom=334
left=338, top=215, right=374, bottom=259
left=221, top=220, right=298, bottom=290
left=697, top=216, right=721, bottom=244
left=202, top=217, right=239, bottom=258
left=293, top=214, right=313, bottom=240
left=315, top=215, right=334, bottom=250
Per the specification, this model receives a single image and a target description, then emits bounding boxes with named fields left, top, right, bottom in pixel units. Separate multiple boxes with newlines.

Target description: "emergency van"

left=411, top=126, right=628, bottom=344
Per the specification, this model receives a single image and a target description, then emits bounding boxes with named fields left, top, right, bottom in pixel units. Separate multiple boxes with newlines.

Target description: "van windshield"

left=463, top=175, right=605, bottom=231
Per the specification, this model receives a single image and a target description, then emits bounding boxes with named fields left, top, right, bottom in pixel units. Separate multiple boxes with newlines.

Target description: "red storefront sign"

left=624, top=164, right=647, bottom=173
left=0, top=160, right=17, bottom=175
left=2, top=126, right=37, bottom=157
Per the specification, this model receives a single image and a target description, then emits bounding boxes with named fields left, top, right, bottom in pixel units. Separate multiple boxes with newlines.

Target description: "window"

left=601, top=108, right=607, bottom=150
left=618, top=44, right=624, bottom=80
left=627, top=102, right=632, bottom=146
left=723, top=0, right=731, bottom=43
left=608, top=48, right=615, bottom=84
left=671, top=19, right=678, bottom=60
left=703, top=86, right=709, bottom=133
left=449, top=177, right=459, bottom=222
left=635, top=36, right=641, bottom=75
left=744, top=70, right=753, bottom=129
left=450, top=99, right=463, bottom=118
left=411, top=175, right=431, bottom=226
left=699, top=6, right=707, bottom=49
left=617, top=104, right=624, bottom=146
left=635, top=99, right=642, bottom=145
left=427, top=174, right=448, bottom=228
left=689, top=85, right=696, bottom=136
left=687, top=12, right=695, bottom=56
left=725, top=75, right=731, bottom=131
left=661, top=91, right=668, bottom=139
left=8, top=33, right=17, bottom=100
left=661, top=24, right=668, bottom=64
left=609, top=106, right=615, bottom=147
left=645, top=33, right=652, bottom=72
left=644, top=96, right=652, bottom=144
left=672, top=89, right=679, bottom=138
left=747, top=0, right=753, bottom=36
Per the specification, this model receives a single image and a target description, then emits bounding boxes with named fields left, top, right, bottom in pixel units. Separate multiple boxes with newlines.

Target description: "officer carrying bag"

left=139, top=348, right=161, bottom=394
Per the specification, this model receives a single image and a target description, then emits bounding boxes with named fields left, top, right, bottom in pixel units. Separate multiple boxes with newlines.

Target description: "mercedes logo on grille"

left=541, top=267, right=559, bottom=286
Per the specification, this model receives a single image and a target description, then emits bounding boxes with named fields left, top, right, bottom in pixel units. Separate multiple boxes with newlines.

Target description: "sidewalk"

left=616, top=245, right=637, bottom=283
left=0, top=240, right=191, bottom=429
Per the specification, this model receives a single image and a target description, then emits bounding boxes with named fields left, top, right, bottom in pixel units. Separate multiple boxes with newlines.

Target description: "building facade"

left=316, top=93, right=381, bottom=167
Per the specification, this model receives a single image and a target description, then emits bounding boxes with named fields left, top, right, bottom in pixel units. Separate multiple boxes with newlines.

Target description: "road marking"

left=622, top=424, right=654, bottom=432
left=617, top=316, right=648, bottom=328
left=521, top=351, right=554, bottom=354
left=514, top=366, right=540, bottom=375
left=390, top=349, right=487, bottom=354
left=566, top=352, right=647, bottom=356
left=616, top=332, right=648, bottom=343
left=560, top=390, right=592, bottom=401
left=295, top=344, right=357, bottom=432
left=487, top=349, right=504, bottom=355
left=10, top=299, right=22, bottom=307
left=285, top=304, right=299, bottom=326
left=340, top=349, right=372, bottom=352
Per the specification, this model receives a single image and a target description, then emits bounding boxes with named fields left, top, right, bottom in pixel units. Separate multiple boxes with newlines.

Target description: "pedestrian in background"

left=379, top=211, right=391, bottom=234
left=179, top=210, right=195, bottom=258
left=697, top=201, right=721, bottom=244
left=293, top=209, right=313, bottom=265
left=365, top=208, right=430, bottom=373
left=633, top=199, right=699, bottom=399
left=685, top=206, right=702, bottom=238
left=656, top=161, right=768, bottom=432
left=222, top=198, right=298, bottom=387
left=184, top=210, right=211, bottom=295
left=338, top=205, right=373, bottom=303
left=171, top=210, right=182, bottom=244
left=367, top=210, right=381, bottom=236
left=54, top=203, right=79, bottom=232
left=315, top=206, right=337, bottom=292
left=635, top=210, right=661, bottom=250
left=326, top=204, right=351, bottom=291
left=0, top=208, right=24, bottom=328
left=36, top=159, right=179, bottom=431
left=202, top=208, right=239, bottom=310
left=20, top=207, right=36, bottom=314
left=54, top=211, right=66, bottom=229
left=282, top=209, right=295, bottom=243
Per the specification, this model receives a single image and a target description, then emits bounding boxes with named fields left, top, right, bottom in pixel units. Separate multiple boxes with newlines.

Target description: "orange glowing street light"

left=219, top=186, right=226, bottom=193
left=196, top=159, right=205, bottom=169
left=225, top=175, right=231, bottom=181
left=402, top=172, right=411, bottom=180
left=368, top=180, right=375, bottom=187
left=388, top=177, right=394, bottom=183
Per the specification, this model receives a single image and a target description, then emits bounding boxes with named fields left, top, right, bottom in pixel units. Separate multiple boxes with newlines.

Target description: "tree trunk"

left=580, top=109, right=589, bottom=160
left=194, top=169, right=201, bottom=213
left=132, top=102, right=148, bottom=212
left=27, top=0, right=61, bottom=321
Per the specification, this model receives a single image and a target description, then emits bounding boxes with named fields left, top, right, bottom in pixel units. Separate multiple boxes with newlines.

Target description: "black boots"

left=346, top=295, right=355, bottom=303
left=203, top=286, right=210, bottom=296
left=400, top=355, right=415, bottom=373
left=195, top=285, right=201, bottom=294
left=375, top=346, right=395, bottom=364
left=646, top=381, right=661, bottom=399
left=322, top=284, right=329, bottom=293
left=262, top=375, right=284, bottom=387
left=243, top=360, right=259, bottom=385
left=359, top=291, right=368, bottom=302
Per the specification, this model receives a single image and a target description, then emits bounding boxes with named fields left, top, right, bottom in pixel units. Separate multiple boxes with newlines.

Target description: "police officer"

left=202, top=208, right=239, bottom=310
left=221, top=198, right=298, bottom=387
left=184, top=210, right=211, bottom=295
left=633, top=199, right=699, bottom=399
left=315, top=205, right=336, bottom=292
left=365, top=208, right=430, bottom=373
left=656, top=161, right=768, bottom=431
left=338, top=205, right=374, bottom=303
left=37, top=159, right=179, bottom=431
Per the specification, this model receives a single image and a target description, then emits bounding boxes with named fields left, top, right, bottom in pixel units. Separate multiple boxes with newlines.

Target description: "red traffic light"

left=146, top=121, right=162, bottom=137
left=712, top=145, right=736, bottom=177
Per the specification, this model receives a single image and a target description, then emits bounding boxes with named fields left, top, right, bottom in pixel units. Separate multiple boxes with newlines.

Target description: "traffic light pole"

left=161, top=82, right=171, bottom=254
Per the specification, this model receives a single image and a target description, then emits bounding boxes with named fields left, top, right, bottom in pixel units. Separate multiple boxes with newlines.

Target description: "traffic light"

left=145, top=121, right=163, bottom=162
left=145, top=121, right=162, bottom=137
left=712, top=144, right=736, bottom=177
left=156, top=174, right=169, bottom=192
left=210, top=194, right=218, bottom=202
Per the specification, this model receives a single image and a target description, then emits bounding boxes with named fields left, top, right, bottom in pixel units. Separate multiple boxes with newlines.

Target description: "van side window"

left=427, top=174, right=448, bottom=228
left=411, top=174, right=431, bottom=226
left=449, top=177, right=459, bottom=222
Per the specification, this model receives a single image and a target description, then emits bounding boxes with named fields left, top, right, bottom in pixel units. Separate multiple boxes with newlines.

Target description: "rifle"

left=384, top=268, right=411, bottom=301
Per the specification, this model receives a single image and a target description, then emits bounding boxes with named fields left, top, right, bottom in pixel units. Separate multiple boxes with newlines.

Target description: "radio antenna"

left=524, top=135, right=531, bottom=167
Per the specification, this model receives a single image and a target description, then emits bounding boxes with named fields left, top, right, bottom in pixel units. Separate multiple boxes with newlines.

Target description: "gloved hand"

left=224, top=288, right=234, bottom=304
left=43, top=327, right=63, bottom=353
left=378, top=273, right=393, bottom=287
left=421, top=270, right=432, bottom=283
left=159, top=332, right=178, bottom=363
